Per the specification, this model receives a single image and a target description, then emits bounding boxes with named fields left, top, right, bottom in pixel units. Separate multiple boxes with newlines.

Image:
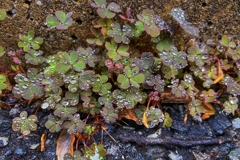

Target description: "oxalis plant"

left=0, top=0, right=240, bottom=159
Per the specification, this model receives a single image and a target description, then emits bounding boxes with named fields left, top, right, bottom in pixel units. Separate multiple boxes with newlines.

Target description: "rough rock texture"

left=0, top=0, right=239, bottom=68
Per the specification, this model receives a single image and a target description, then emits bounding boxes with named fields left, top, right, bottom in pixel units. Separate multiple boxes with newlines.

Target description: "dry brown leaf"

left=56, top=129, right=75, bottom=160
left=40, top=132, right=47, bottom=152
left=118, top=108, right=138, bottom=123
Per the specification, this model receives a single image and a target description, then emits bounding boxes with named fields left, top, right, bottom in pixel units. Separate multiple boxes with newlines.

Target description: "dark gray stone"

left=14, top=145, right=27, bottom=155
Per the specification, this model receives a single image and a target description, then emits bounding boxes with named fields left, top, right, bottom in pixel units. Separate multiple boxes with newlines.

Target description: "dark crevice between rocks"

left=75, top=19, right=82, bottom=25
left=6, top=8, right=16, bottom=18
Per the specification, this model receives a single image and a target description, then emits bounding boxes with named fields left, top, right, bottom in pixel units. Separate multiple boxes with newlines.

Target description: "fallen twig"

left=117, top=134, right=233, bottom=147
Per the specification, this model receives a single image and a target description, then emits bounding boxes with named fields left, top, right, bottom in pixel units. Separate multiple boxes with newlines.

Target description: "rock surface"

left=0, top=0, right=240, bottom=69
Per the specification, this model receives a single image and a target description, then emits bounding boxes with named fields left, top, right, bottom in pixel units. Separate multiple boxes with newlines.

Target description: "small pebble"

left=232, top=118, right=240, bottom=129
left=14, top=146, right=27, bottom=155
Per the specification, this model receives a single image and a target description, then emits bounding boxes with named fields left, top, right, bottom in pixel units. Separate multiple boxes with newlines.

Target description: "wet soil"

left=0, top=97, right=240, bottom=160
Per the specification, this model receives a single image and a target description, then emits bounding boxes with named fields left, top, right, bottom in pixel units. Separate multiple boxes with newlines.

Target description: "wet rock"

left=168, top=151, right=183, bottom=160
left=0, top=113, right=12, bottom=132
left=171, top=120, right=191, bottom=132
left=4, top=150, right=12, bottom=156
left=228, top=148, right=240, bottom=160
left=0, top=156, right=5, bottom=160
left=218, top=143, right=233, bottom=156
left=207, top=113, right=231, bottom=135
left=0, top=137, right=9, bottom=147
left=232, top=118, right=240, bottom=129
left=14, top=145, right=27, bottom=155
left=5, top=98, right=18, bottom=104
left=187, top=125, right=207, bottom=138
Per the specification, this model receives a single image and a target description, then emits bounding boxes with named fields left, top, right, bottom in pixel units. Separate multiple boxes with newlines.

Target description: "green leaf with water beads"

left=112, top=89, right=146, bottom=109
left=84, top=125, right=96, bottom=136
left=223, top=96, right=239, bottom=115
left=107, top=23, right=134, bottom=44
left=86, top=27, right=105, bottom=46
left=56, top=51, right=85, bottom=73
left=105, top=40, right=130, bottom=61
left=76, top=47, right=99, bottom=67
left=0, top=9, right=6, bottom=20
left=46, top=11, right=73, bottom=30
left=189, top=98, right=204, bottom=116
left=171, top=8, right=199, bottom=36
left=43, top=72, right=64, bottom=93
left=45, top=114, right=64, bottom=132
left=200, top=89, right=217, bottom=103
left=91, top=0, right=121, bottom=18
left=63, top=114, right=86, bottom=134
left=92, top=74, right=112, bottom=95
left=222, top=75, right=240, bottom=95
left=117, top=66, right=145, bottom=89
left=65, top=91, right=80, bottom=106
left=159, top=46, right=188, bottom=69
left=137, top=9, right=160, bottom=37
left=54, top=103, right=78, bottom=120
left=79, top=71, right=95, bottom=90
left=18, top=30, right=43, bottom=52
left=161, top=64, right=179, bottom=79
left=101, top=106, right=118, bottom=123
left=98, top=93, right=114, bottom=107
left=25, top=49, right=44, bottom=65
left=83, top=143, right=106, bottom=160
left=187, top=44, right=210, bottom=67
left=145, top=106, right=164, bottom=128
left=82, top=97, right=101, bottom=115
left=0, top=74, right=7, bottom=91
left=170, top=79, right=186, bottom=97
left=42, top=89, right=62, bottom=110
left=12, top=68, right=44, bottom=100
left=12, top=111, right=38, bottom=135
left=133, top=21, right=144, bottom=37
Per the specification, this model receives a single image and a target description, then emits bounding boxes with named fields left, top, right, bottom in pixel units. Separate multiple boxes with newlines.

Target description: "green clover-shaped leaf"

left=18, top=30, right=43, bottom=52
left=137, top=9, right=160, bottom=37
left=54, top=103, right=78, bottom=120
left=25, top=50, right=44, bottom=65
left=92, top=74, right=112, bottom=95
left=159, top=46, right=187, bottom=69
left=0, top=74, right=7, bottom=91
left=86, top=27, right=105, bottom=46
left=145, top=106, right=164, bottom=128
left=156, top=37, right=173, bottom=52
left=56, top=51, right=85, bottom=73
left=46, top=11, right=73, bottom=30
left=187, top=44, right=210, bottom=67
left=189, top=98, right=204, bottom=116
left=12, top=68, right=44, bottom=100
left=45, top=114, right=64, bottom=132
left=76, top=47, right=99, bottom=67
left=12, top=111, right=38, bottom=135
left=91, top=0, right=121, bottom=18
left=63, top=114, right=86, bottom=134
left=200, top=89, right=216, bottom=103
left=101, top=106, right=118, bottom=123
left=117, top=66, right=145, bottom=89
left=223, top=96, right=239, bottom=115
left=107, top=23, right=134, bottom=44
